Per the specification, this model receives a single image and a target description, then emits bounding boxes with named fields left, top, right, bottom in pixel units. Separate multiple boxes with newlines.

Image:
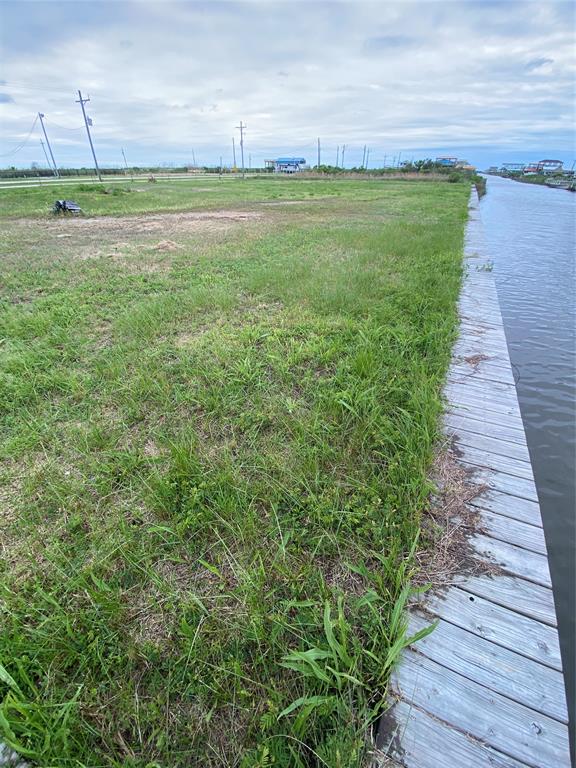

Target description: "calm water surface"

left=480, top=175, right=575, bottom=751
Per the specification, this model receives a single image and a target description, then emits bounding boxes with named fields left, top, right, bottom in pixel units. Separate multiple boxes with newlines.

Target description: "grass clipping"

left=414, top=440, right=488, bottom=589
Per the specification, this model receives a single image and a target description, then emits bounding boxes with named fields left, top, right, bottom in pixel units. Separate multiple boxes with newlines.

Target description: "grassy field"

left=0, top=174, right=450, bottom=218
left=0, top=177, right=469, bottom=766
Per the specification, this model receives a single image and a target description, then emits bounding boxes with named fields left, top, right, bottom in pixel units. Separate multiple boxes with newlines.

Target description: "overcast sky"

left=0, top=0, right=574, bottom=169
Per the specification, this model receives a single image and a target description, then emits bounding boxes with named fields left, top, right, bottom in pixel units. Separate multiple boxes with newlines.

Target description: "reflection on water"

left=480, top=175, right=575, bottom=752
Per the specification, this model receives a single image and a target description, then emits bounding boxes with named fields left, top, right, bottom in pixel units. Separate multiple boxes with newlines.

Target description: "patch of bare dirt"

left=319, top=557, right=366, bottom=597
left=125, top=587, right=175, bottom=647
left=40, top=209, right=263, bottom=237
left=151, top=239, right=182, bottom=252
left=143, top=439, right=162, bottom=458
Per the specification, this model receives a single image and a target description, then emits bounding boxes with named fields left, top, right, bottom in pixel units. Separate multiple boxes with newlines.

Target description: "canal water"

left=480, top=175, right=575, bottom=752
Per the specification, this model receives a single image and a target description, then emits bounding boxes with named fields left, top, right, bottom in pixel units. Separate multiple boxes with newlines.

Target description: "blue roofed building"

left=266, top=157, right=307, bottom=173
left=435, top=156, right=458, bottom=167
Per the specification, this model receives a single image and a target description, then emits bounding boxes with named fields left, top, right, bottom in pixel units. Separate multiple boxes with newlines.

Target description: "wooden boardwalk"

left=377, top=191, right=571, bottom=767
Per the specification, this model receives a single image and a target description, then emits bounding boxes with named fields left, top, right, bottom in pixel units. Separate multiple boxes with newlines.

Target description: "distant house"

left=523, top=165, right=540, bottom=176
left=536, top=159, right=563, bottom=174
left=501, top=163, right=525, bottom=174
left=436, top=156, right=458, bottom=167
left=270, top=157, right=307, bottom=173
left=455, top=160, right=476, bottom=171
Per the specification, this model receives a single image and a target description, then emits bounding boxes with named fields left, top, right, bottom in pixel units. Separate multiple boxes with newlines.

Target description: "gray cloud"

left=0, top=93, right=14, bottom=103
left=526, top=57, right=554, bottom=71
left=0, top=0, right=574, bottom=168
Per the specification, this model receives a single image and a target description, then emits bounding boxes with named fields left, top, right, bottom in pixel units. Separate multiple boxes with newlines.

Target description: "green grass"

left=0, top=176, right=396, bottom=219
left=0, top=177, right=470, bottom=766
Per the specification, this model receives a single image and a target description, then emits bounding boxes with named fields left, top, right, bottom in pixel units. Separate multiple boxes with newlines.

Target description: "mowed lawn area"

left=0, top=177, right=469, bottom=767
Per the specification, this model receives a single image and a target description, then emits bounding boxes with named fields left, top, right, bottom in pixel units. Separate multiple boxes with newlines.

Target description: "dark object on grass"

left=53, top=200, right=82, bottom=215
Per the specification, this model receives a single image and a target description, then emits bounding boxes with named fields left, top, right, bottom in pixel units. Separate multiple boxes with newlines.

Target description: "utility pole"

left=192, top=148, right=196, bottom=167
left=362, top=144, right=367, bottom=169
left=336, top=145, right=340, bottom=167
left=232, top=136, right=237, bottom=169
left=37, top=113, right=59, bottom=178
left=341, top=144, right=346, bottom=169
left=397, top=150, right=402, bottom=168
left=236, top=121, right=246, bottom=179
left=249, top=153, right=252, bottom=169
left=121, top=147, right=133, bottom=182
left=39, top=139, right=54, bottom=177
left=383, top=154, right=387, bottom=169
left=365, top=148, right=370, bottom=170
left=76, top=90, right=102, bottom=181
left=317, top=137, right=321, bottom=168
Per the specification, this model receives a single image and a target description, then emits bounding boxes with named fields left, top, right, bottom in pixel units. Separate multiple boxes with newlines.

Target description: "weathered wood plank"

left=394, top=652, right=570, bottom=767
left=452, top=355, right=515, bottom=376
left=423, top=586, right=562, bottom=668
left=444, top=380, right=519, bottom=412
left=458, top=325, right=509, bottom=346
left=460, top=294, right=502, bottom=308
left=449, top=427, right=531, bottom=463
left=454, top=442, right=534, bottom=480
left=380, top=699, right=529, bottom=768
left=0, top=745, right=27, bottom=768
left=460, top=288, right=501, bottom=302
left=461, top=464, right=538, bottom=501
left=471, top=534, right=552, bottom=587
left=407, top=614, right=567, bottom=721
left=454, top=325, right=509, bottom=341
left=459, top=308, right=504, bottom=325
left=470, top=492, right=543, bottom=526
left=445, top=411, right=526, bottom=442
left=450, top=362, right=516, bottom=386
left=457, top=332, right=509, bottom=349
left=451, top=345, right=511, bottom=366
left=447, top=404, right=525, bottom=432
left=446, top=375, right=518, bottom=401
left=479, top=510, right=547, bottom=554
left=445, top=387, right=522, bottom=419
left=453, top=341, right=511, bottom=360
left=452, top=573, right=557, bottom=627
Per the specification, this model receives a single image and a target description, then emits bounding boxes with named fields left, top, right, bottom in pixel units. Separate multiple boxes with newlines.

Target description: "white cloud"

left=0, top=0, right=574, bottom=168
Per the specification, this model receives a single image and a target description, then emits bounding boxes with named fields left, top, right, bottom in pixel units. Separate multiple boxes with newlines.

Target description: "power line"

left=44, top=117, right=83, bottom=132
left=0, top=114, right=38, bottom=157
left=0, top=80, right=73, bottom=97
